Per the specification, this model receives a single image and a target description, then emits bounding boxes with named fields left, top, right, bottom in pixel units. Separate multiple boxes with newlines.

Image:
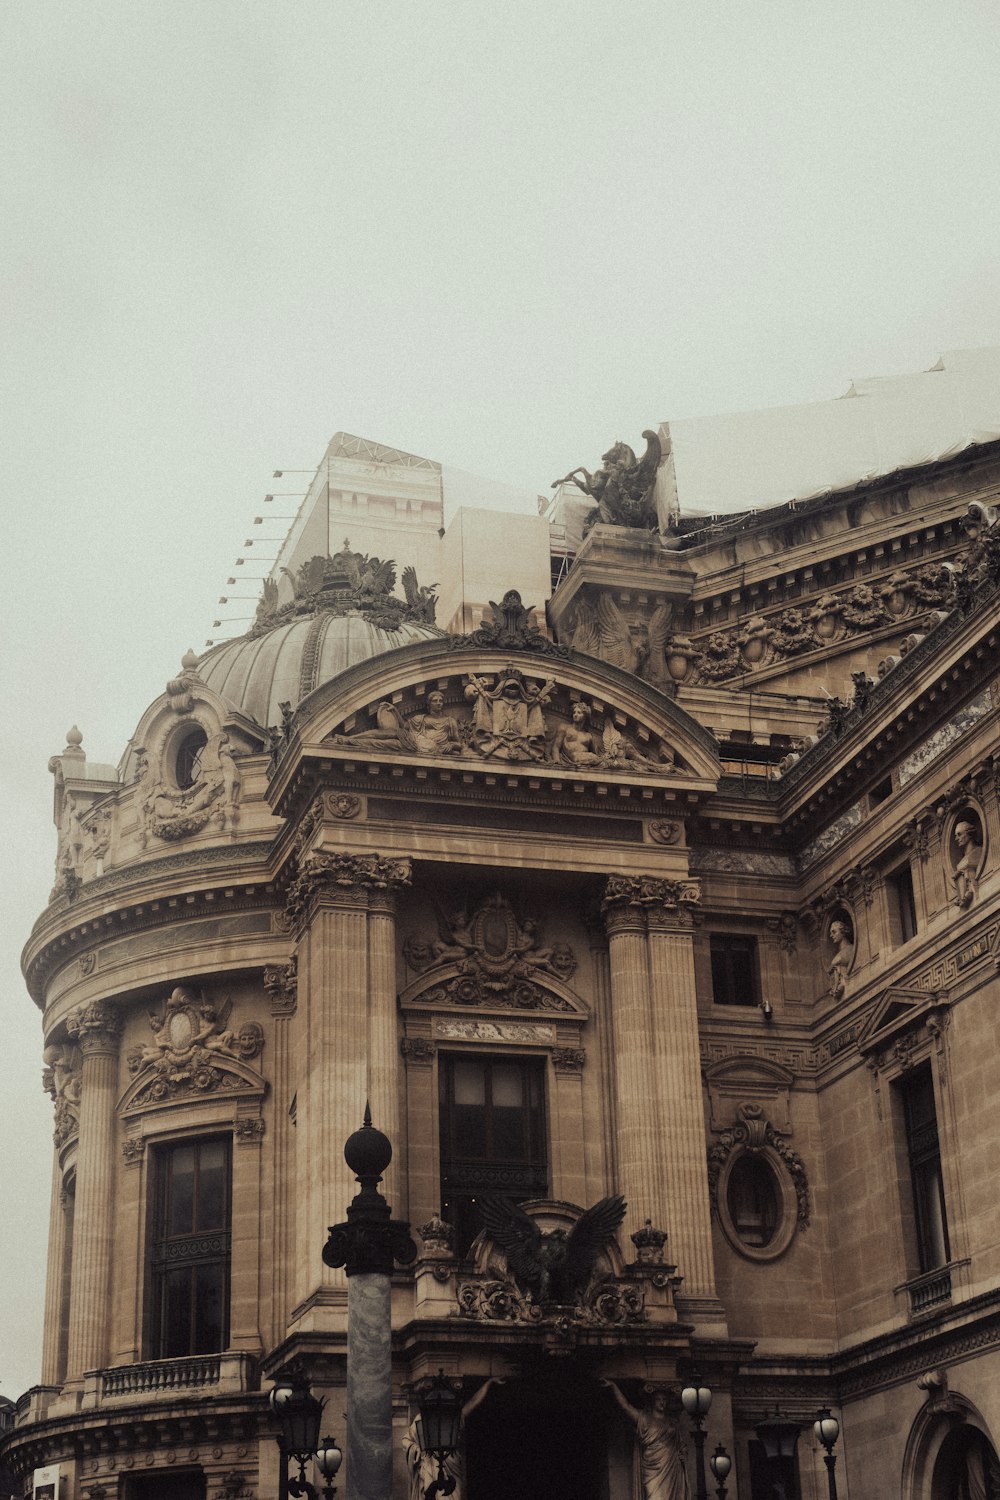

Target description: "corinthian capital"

left=286, top=851, right=412, bottom=924
left=602, top=875, right=701, bottom=933
left=66, top=1001, right=124, bottom=1054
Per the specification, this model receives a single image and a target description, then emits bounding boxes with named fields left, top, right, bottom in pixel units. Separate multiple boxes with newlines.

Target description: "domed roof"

left=199, top=612, right=442, bottom=728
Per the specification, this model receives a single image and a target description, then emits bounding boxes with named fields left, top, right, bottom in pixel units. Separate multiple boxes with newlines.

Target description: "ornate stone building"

left=7, top=407, right=1000, bottom=1499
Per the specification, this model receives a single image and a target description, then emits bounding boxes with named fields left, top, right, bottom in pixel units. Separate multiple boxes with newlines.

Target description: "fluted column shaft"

left=368, top=890, right=402, bottom=1211
left=647, top=913, right=718, bottom=1298
left=64, top=1004, right=122, bottom=1380
left=604, top=905, right=663, bottom=1247
left=603, top=875, right=719, bottom=1306
left=287, top=852, right=411, bottom=1317
left=40, top=1156, right=70, bottom=1386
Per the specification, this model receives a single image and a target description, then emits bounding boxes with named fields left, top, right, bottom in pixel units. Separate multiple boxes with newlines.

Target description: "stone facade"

left=7, top=434, right=1000, bottom=1500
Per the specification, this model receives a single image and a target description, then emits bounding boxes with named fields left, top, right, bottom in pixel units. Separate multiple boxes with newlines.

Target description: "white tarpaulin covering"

left=658, top=348, right=1000, bottom=518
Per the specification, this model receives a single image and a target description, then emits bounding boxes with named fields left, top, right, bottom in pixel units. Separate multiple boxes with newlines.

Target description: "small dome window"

left=726, top=1153, right=780, bottom=1248
left=174, top=728, right=207, bottom=790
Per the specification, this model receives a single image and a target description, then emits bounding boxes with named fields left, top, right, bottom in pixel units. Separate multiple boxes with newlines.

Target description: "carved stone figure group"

left=330, top=675, right=674, bottom=773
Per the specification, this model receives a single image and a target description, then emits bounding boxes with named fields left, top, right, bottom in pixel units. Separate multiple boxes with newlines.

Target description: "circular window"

left=726, top=1153, right=779, bottom=1247
left=718, top=1146, right=799, bottom=1262
left=174, top=727, right=207, bottom=790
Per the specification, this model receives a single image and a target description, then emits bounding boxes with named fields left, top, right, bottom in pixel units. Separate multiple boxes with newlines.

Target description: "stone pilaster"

left=287, top=853, right=411, bottom=1323
left=602, top=884, right=662, bottom=1248
left=64, top=1002, right=122, bottom=1381
left=602, top=875, right=721, bottom=1320
left=264, top=955, right=297, bottom=1347
left=646, top=890, right=719, bottom=1303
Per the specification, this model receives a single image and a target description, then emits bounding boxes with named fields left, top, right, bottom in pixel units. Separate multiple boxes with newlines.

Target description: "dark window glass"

left=889, top=864, right=918, bottom=943
left=175, top=729, right=207, bottom=790
left=726, top=1154, right=780, bottom=1248
left=151, top=1137, right=231, bottom=1358
left=899, top=1066, right=949, bottom=1273
left=439, top=1054, right=547, bottom=1257
left=710, top=934, right=759, bottom=1006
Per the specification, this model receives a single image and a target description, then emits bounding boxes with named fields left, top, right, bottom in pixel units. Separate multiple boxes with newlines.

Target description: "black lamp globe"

left=681, top=1380, right=712, bottom=1419
left=316, top=1436, right=344, bottom=1481
left=814, top=1408, right=840, bottom=1452
left=417, top=1371, right=463, bottom=1460
left=709, top=1445, right=732, bottom=1483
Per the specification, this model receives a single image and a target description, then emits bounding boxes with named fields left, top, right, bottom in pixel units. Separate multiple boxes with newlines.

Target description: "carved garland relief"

left=707, top=1102, right=809, bottom=1262
left=662, top=563, right=954, bottom=685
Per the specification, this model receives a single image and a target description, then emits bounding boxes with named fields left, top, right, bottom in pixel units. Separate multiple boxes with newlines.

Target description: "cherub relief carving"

left=126, top=985, right=264, bottom=1102
left=403, top=893, right=577, bottom=1009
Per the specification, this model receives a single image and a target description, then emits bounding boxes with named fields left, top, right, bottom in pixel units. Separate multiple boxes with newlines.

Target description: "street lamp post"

left=814, top=1408, right=841, bottom=1500
left=415, top=1370, right=464, bottom=1500
left=709, top=1444, right=732, bottom=1500
left=270, top=1378, right=342, bottom=1500
left=680, top=1374, right=713, bottom=1500
left=323, top=1107, right=417, bottom=1500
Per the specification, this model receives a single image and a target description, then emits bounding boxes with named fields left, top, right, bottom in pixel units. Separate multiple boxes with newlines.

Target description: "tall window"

left=439, top=1054, right=547, bottom=1257
left=899, top=1065, right=950, bottom=1274
left=710, top=934, right=760, bottom=1007
left=888, top=863, right=918, bottom=944
left=150, top=1137, right=231, bottom=1358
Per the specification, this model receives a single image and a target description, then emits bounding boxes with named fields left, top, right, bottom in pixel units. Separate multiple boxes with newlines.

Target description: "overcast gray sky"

left=3, top=0, right=999, bottom=1398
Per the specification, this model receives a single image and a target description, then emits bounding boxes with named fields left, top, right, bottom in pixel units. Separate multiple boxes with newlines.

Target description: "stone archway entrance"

left=465, top=1368, right=623, bottom=1500
left=932, top=1426, right=1000, bottom=1500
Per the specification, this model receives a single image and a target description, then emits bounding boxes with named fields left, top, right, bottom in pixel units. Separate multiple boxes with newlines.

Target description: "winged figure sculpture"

left=478, top=1194, right=626, bottom=1305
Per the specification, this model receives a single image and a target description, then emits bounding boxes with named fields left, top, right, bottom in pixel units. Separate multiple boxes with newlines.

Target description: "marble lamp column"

left=63, top=1001, right=123, bottom=1383
left=323, top=1110, right=416, bottom=1500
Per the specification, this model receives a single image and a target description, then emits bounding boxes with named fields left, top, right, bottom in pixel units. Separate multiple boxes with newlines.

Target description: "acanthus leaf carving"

left=285, top=852, right=412, bottom=924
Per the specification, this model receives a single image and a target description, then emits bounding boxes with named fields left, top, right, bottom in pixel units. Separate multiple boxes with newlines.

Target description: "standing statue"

left=827, top=917, right=855, bottom=999
left=553, top=431, right=662, bottom=530
left=951, top=817, right=984, bottom=909
left=602, top=1383, right=691, bottom=1500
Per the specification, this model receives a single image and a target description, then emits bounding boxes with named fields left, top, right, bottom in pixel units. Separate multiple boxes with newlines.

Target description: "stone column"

left=64, top=1001, right=123, bottom=1381
left=40, top=1157, right=70, bottom=1387
left=646, top=886, right=719, bottom=1303
left=287, top=853, right=411, bottom=1322
left=264, top=954, right=298, bottom=1347
left=368, top=885, right=405, bottom=1211
left=602, top=882, right=662, bottom=1247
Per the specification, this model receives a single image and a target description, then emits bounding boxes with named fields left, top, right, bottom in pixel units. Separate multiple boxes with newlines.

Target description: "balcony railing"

left=900, top=1263, right=956, bottom=1318
left=100, top=1351, right=256, bottom=1401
